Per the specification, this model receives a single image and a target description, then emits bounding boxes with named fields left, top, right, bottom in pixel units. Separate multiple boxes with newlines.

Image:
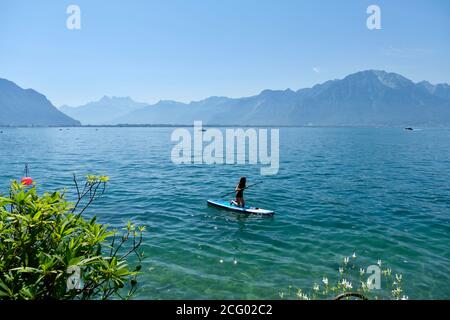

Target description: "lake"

left=0, top=127, right=449, bottom=299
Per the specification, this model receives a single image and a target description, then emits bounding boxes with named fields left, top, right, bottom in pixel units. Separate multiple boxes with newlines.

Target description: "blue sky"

left=1, top=0, right=449, bottom=106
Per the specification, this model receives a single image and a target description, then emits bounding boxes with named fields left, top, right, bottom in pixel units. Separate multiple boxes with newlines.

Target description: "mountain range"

left=0, top=78, right=80, bottom=126
left=59, top=70, right=450, bottom=126
left=60, top=96, right=148, bottom=125
left=1, top=70, right=450, bottom=127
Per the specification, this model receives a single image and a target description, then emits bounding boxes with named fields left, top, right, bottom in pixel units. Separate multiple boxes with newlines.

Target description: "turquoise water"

left=0, top=127, right=449, bottom=299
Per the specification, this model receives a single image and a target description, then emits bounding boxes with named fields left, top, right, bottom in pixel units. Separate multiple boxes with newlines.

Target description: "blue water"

left=0, top=127, right=449, bottom=299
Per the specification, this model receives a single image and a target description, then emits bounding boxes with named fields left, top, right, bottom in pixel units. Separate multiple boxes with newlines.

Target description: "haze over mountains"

left=59, top=70, right=450, bottom=126
left=0, top=78, right=80, bottom=126
left=2, top=70, right=450, bottom=126
left=60, top=96, right=148, bottom=125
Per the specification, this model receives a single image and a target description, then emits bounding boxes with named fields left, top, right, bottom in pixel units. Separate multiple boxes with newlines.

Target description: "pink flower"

left=21, top=177, right=33, bottom=186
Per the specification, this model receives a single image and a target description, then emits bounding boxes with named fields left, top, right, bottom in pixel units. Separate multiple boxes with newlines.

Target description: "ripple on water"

left=0, top=127, right=449, bottom=299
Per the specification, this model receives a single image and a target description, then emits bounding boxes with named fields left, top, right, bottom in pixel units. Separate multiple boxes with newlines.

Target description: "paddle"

left=221, top=181, right=264, bottom=197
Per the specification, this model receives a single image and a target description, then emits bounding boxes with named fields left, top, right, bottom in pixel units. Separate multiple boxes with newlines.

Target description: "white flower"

left=339, top=267, right=344, bottom=274
left=392, top=287, right=402, bottom=297
left=341, top=279, right=352, bottom=289
left=313, top=284, right=320, bottom=291
left=344, top=257, right=349, bottom=264
left=377, top=260, right=382, bottom=267
left=322, top=277, right=329, bottom=285
left=359, top=268, right=365, bottom=276
left=301, top=293, right=310, bottom=300
left=352, top=252, right=357, bottom=259
left=401, top=295, right=409, bottom=300
left=279, top=291, right=284, bottom=298
left=395, top=274, right=402, bottom=282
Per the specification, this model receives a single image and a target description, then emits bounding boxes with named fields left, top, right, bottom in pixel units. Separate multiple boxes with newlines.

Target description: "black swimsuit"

left=236, top=188, right=244, bottom=198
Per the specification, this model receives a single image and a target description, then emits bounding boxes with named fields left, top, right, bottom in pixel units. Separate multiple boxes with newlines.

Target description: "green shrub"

left=0, top=176, right=145, bottom=300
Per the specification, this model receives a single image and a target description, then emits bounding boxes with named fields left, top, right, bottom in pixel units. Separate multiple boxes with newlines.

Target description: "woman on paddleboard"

left=235, top=177, right=246, bottom=207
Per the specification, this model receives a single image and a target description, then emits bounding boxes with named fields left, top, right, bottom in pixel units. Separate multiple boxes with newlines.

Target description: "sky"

left=0, top=0, right=449, bottom=106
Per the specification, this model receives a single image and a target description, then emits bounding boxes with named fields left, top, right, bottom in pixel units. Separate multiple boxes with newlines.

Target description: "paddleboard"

left=207, top=199, right=274, bottom=216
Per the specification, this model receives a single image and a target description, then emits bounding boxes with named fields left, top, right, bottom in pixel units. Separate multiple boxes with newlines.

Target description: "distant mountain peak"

left=259, top=88, right=296, bottom=97
left=417, top=80, right=436, bottom=93
left=0, top=77, right=19, bottom=89
left=0, top=78, right=80, bottom=126
left=59, top=95, right=150, bottom=125
left=98, top=95, right=110, bottom=102
left=342, top=70, right=413, bottom=89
